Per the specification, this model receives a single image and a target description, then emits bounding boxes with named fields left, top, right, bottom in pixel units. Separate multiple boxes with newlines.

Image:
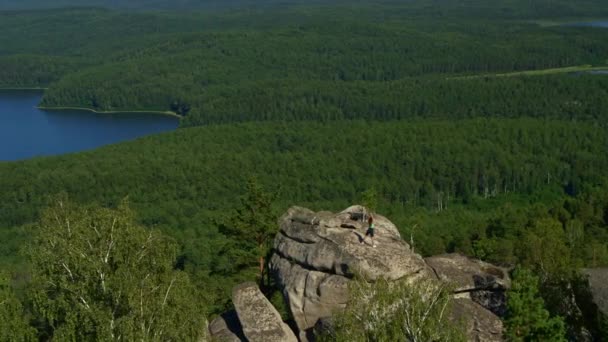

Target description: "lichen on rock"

left=270, top=205, right=507, bottom=341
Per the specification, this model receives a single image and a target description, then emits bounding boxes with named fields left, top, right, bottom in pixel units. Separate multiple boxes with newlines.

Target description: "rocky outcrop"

left=273, top=205, right=428, bottom=281
left=233, top=282, right=298, bottom=342
left=270, top=205, right=508, bottom=342
left=570, top=268, right=608, bottom=341
left=452, top=298, right=505, bottom=342
left=209, top=282, right=297, bottom=342
left=426, top=253, right=510, bottom=316
left=582, top=268, right=608, bottom=316
left=208, top=310, right=244, bottom=342
left=209, top=205, right=509, bottom=341
left=270, top=205, right=431, bottom=340
left=426, top=254, right=510, bottom=342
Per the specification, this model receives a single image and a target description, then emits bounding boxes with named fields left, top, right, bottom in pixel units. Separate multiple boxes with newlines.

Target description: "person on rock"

left=361, top=215, right=377, bottom=247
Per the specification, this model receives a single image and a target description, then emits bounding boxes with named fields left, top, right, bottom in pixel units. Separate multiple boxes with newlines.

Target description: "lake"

left=567, top=21, right=608, bottom=28
left=583, top=21, right=608, bottom=28
left=0, top=90, right=179, bottom=161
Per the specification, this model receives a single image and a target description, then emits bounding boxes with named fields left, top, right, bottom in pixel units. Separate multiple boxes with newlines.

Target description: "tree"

left=27, top=196, right=207, bottom=341
left=327, top=276, right=465, bottom=342
left=219, top=178, right=278, bottom=284
left=170, top=99, right=191, bottom=116
left=519, top=218, right=573, bottom=282
left=0, top=272, right=35, bottom=342
left=361, top=187, right=379, bottom=213
left=505, top=268, right=567, bottom=342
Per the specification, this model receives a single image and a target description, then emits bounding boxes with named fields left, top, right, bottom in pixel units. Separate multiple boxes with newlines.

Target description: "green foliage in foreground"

left=27, top=197, right=207, bottom=341
left=0, top=272, right=35, bottom=342
left=327, top=277, right=465, bottom=342
left=505, top=268, right=567, bottom=341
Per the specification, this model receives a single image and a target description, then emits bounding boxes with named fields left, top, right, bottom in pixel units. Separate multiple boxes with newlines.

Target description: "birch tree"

left=27, top=196, right=207, bottom=341
left=328, top=277, right=465, bottom=342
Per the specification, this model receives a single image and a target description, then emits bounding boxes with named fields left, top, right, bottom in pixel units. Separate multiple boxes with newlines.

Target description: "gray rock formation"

left=232, top=282, right=298, bottom=342
left=208, top=282, right=297, bottom=342
left=273, top=205, right=427, bottom=280
left=451, top=298, right=505, bottom=342
left=208, top=310, right=244, bottom=342
left=271, top=205, right=431, bottom=340
left=270, top=205, right=507, bottom=342
left=426, top=253, right=510, bottom=316
left=582, top=268, right=608, bottom=315
left=570, top=268, right=608, bottom=341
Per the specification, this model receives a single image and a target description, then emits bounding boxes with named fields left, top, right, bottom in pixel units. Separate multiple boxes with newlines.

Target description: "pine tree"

left=505, top=268, right=567, bottom=342
left=219, top=178, right=278, bottom=285
left=361, top=187, right=378, bottom=213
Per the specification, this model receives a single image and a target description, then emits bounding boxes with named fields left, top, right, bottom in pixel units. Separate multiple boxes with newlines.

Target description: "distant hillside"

left=2, top=0, right=608, bottom=16
left=0, top=0, right=227, bottom=10
left=3, top=3, right=608, bottom=125
left=0, top=0, right=333, bottom=10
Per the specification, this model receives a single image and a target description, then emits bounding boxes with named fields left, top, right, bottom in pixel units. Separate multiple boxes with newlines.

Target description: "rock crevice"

left=270, top=205, right=509, bottom=341
left=209, top=282, right=298, bottom=342
left=210, top=205, right=511, bottom=342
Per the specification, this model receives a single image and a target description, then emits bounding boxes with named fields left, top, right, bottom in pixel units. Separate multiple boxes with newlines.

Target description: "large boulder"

left=426, top=254, right=511, bottom=316
left=208, top=310, right=244, bottom=342
left=232, top=282, right=298, bottom=342
left=582, top=268, right=608, bottom=316
left=208, top=282, right=297, bottom=342
left=270, top=205, right=431, bottom=340
left=571, top=268, right=608, bottom=340
left=451, top=298, right=504, bottom=342
left=274, top=205, right=426, bottom=280
left=270, top=205, right=508, bottom=342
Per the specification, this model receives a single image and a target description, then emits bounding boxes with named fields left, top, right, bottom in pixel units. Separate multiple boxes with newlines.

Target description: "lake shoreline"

left=449, top=64, right=608, bottom=80
left=0, top=87, right=48, bottom=90
left=38, top=105, right=183, bottom=119
left=0, top=89, right=181, bottom=119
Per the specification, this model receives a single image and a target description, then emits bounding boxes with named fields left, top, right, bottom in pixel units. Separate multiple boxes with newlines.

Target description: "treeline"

left=179, top=75, right=608, bottom=126
left=3, top=0, right=608, bottom=18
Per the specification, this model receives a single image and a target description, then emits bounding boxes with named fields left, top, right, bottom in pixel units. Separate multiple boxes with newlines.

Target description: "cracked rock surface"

left=270, top=205, right=431, bottom=340
left=209, top=283, right=298, bottom=342
left=270, top=205, right=508, bottom=342
left=232, top=282, right=298, bottom=342
left=426, top=253, right=510, bottom=317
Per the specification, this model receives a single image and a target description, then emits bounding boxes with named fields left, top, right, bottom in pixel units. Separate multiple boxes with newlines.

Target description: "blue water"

left=0, top=90, right=179, bottom=161
left=568, top=21, right=608, bottom=28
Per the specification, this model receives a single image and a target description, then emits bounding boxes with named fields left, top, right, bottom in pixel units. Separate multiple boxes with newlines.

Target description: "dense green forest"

left=2, top=118, right=608, bottom=337
left=2, top=0, right=608, bottom=340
